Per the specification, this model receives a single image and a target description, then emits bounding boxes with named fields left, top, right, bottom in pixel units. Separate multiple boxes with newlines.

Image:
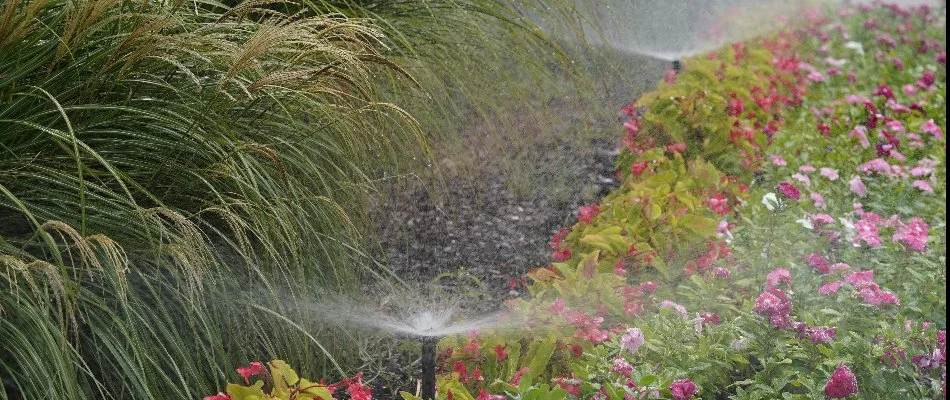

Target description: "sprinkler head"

left=421, top=337, right=437, bottom=400
left=671, top=60, right=683, bottom=73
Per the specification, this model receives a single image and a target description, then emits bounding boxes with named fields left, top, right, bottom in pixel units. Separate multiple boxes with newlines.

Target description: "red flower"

left=453, top=361, right=468, bottom=382
left=511, top=367, right=529, bottom=385
left=666, top=142, right=687, bottom=153
left=494, top=344, right=508, bottom=362
left=699, top=312, right=721, bottom=327
left=670, top=379, right=698, bottom=400
left=824, top=364, right=859, bottom=398
left=727, top=93, right=745, bottom=116
left=708, top=194, right=730, bottom=215
left=630, top=161, right=649, bottom=177
left=204, top=393, right=231, bottom=400
left=553, top=247, right=572, bottom=261
left=570, top=344, right=584, bottom=358
left=236, top=361, right=266, bottom=385
left=578, top=204, right=600, bottom=224
left=346, top=372, right=373, bottom=400
left=818, top=123, right=831, bottom=136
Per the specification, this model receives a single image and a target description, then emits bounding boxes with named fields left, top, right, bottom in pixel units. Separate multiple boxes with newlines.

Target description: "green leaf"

left=226, top=381, right=267, bottom=400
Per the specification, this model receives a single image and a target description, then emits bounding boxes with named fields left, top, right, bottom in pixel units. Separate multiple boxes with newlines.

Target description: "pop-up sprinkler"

left=420, top=337, right=437, bottom=400
left=671, top=59, right=683, bottom=73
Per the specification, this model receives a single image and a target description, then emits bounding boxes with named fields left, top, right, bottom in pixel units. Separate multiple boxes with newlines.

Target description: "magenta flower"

left=818, top=281, right=843, bottom=295
left=777, top=181, right=801, bottom=200
left=824, top=365, right=859, bottom=398
left=893, top=217, right=928, bottom=252
left=611, top=357, right=634, bottom=378
left=619, top=328, right=645, bottom=355
left=845, top=270, right=874, bottom=286
left=804, top=253, right=831, bottom=274
left=808, top=326, right=837, bottom=344
left=770, top=155, right=788, bottom=166
left=766, top=268, right=792, bottom=290
left=854, top=220, right=882, bottom=247
left=849, top=176, right=867, bottom=197
left=917, top=69, right=936, bottom=89
left=920, top=119, right=943, bottom=138
left=811, top=213, right=834, bottom=227
left=204, top=393, right=231, bottom=400
left=670, top=379, right=698, bottom=400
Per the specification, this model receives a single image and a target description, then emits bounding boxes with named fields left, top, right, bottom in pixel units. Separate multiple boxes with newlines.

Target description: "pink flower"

left=921, top=119, right=943, bottom=138
left=858, top=158, right=891, bottom=175
left=811, top=213, right=834, bottom=227
left=799, top=164, right=816, bottom=173
left=849, top=176, right=867, bottom=197
left=824, top=365, right=859, bottom=398
left=619, top=328, right=645, bottom=354
left=699, top=312, right=721, bottom=326
left=854, top=220, right=882, bottom=247
left=204, top=393, right=231, bottom=400
left=810, top=192, right=827, bottom=209
left=578, top=204, right=600, bottom=224
left=660, top=300, right=688, bottom=317
left=670, top=379, right=698, bottom=400
left=236, top=361, right=266, bottom=385
left=637, top=281, right=659, bottom=293
left=550, top=299, right=567, bottom=314
left=818, top=281, right=843, bottom=295
left=792, top=173, right=811, bottom=187
left=727, top=93, right=745, bottom=116
left=766, top=268, right=792, bottom=290
left=820, top=168, right=839, bottom=181
left=893, top=217, right=928, bottom=252
left=903, top=84, right=918, bottom=96
left=912, top=180, right=933, bottom=193
left=664, top=68, right=677, bottom=84
left=771, top=155, right=787, bottom=166
left=777, top=182, right=801, bottom=200
left=807, top=71, right=826, bottom=82
left=884, top=120, right=905, bottom=133
left=849, top=125, right=870, bottom=148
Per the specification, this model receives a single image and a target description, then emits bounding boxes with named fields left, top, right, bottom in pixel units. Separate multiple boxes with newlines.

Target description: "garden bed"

left=206, top=2, right=945, bottom=399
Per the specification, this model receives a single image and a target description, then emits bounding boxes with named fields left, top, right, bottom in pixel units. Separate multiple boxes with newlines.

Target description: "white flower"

left=844, top=41, right=864, bottom=55
left=762, top=192, right=779, bottom=211
left=796, top=214, right=814, bottom=230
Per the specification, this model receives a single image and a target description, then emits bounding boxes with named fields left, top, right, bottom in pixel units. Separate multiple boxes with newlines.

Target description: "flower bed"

left=206, top=2, right=945, bottom=399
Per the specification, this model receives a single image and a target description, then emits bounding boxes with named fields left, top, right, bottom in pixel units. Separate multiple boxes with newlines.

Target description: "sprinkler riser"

left=421, top=337, right=437, bottom=400
left=671, top=59, right=683, bottom=73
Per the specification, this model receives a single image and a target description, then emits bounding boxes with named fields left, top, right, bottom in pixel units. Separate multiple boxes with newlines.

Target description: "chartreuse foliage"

left=431, top=3, right=946, bottom=400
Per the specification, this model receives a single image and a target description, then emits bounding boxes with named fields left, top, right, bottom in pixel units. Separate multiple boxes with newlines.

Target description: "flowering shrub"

left=434, top=2, right=946, bottom=399
left=204, top=361, right=369, bottom=400
left=206, top=3, right=945, bottom=399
